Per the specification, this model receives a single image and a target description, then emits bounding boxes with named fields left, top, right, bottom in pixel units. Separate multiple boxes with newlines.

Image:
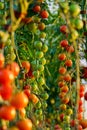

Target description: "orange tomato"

left=0, top=53, right=4, bottom=68
left=16, top=118, right=32, bottom=130
left=10, top=92, right=29, bottom=109
left=29, top=94, right=39, bottom=104
left=22, top=61, right=30, bottom=73
left=0, top=105, right=16, bottom=121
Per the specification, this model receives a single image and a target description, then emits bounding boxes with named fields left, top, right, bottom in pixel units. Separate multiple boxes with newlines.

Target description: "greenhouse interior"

left=0, top=0, right=87, bottom=130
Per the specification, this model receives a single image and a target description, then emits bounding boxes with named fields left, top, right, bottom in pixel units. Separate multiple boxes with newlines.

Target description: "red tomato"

left=58, top=81, right=65, bottom=88
left=0, top=53, right=4, bottom=68
left=22, top=61, right=30, bottom=73
left=77, top=125, right=83, bottom=130
left=61, top=85, right=69, bottom=93
left=16, top=118, right=32, bottom=130
left=0, top=69, right=14, bottom=84
left=79, top=100, right=83, bottom=106
left=24, top=89, right=31, bottom=98
left=0, top=105, right=16, bottom=120
left=6, top=62, right=20, bottom=77
left=80, top=84, right=85, bottom=92
left=59, top=113, right=64, bottom=121
left=70, top=120, right=76, bottom=127
left=65, top=45, right=74, bottom=53
left=60, top=40, right=68, bottom=48
left=78, top=106, right=83, bottom=113
left=10, top=92, right=29, bottom=109
left=33, top=5, right=41, bottom=13
left=60, top=25, right=67, bottom=34
left=40, top=10, right=49, bottom=19
left=77, top=113, right=82, bottom=120
left=80, top=91, right=84, bottom=98
left=0, top=84, right=12, bottom=100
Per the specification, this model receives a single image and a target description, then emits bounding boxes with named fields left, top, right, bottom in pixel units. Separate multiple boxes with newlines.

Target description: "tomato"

left=84, top=92, right=87, bottom=100
left=28, top=23, right=37, bottom=33
left=74, top=18, right=83, bottom=29
left=40, top=10, right=49, bottom=19
left=59, top=92, right=66, bottom=99
left=8, top=126, right=19, bottom=130
left=79, top=100, right=83, bottom=106
left=69, top=4, right=80, bottom=17
left=0, top=84, right=12, bottom=100
left=0, top=53, right=4, bottom=68
left=37, top=64, right=44, bottom=71
left=16, top=118, right=32, bottom=130
left=38, top=22, right=46, bottom=30
left=35, top=51, right=44, bottom=58
left=58, top=53, right=66, bottom=61
left=22, top=61, right=30, bottom=73
left=64, top=74, right=71, bottom=82
left=61, top=85, right=69, bottom=93
left=34, top=41, right=42, bottom=49
left=80, top=84, right=85, bottom=92
left=38, top=77, right=45, bottom=86
left=22, top=17, right=33, bottom=24
left=60, top=40, right=68, bottom=48
left=24, top=89, right=31, bottom=98
left=58, top=81, right=65, bottom=88
left=6, top=62, right=20, bottom=77
left=50, top=99, right=55, bottom=104
left=77, top=113, right=82, bottom=120
left=26, top=67, right=34, bottom=79
left=78, top=106, right=83, bottom=113
left=19, top=108, right=26, bottom=118
left=60, top=25, right=67, bottom=34
left=79, top=119, right=87, bottom=129
left=66, top=108, right=73, bottom=115
left=61, top=96, right=69, bottom=104
left=0, top=105, right=16, bottom=120
left=33, top=5, right=41, bottom=13
left=65, top=59, right=72, bottom=67
left=10, top=92, right=29, bottom=109
left=29, top=94, right=39, bottom=104
left=54, top=124, right=61, bottom=129
left=0, top=69, right=14, bottom=84
left=71, top=29, right=79, bottom=40
left=40, top=32, right=46, bottom=39
left=42, top=44, right=48, bottom=53
left=70, top=120, right=75, bottom=127
left=60, top=104, right=67, bottom=110
left=59, top=113, right=64, bottom=121
left=77, top=125, right=83, bottom=130
left=59, top=67, right=67, bottom=74
left=0, top=2, right=4, bottom=9
left=40, top=58, right=46, bottom=65
left=80, top=91, right=84, bottom=98
left=65, top=45, right=74, bottom=53
left=64, top=115, right=70, bottom=123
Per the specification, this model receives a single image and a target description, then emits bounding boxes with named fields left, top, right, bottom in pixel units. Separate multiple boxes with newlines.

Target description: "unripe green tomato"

left=0, top=2, right=4, bottom=9
left=32, top=83, right=38, bottom=91
left=35, top=51, right=44, bottom=58
left=40, top=32, right=46, bottom=39
left=42, top=44, right=48, bottom=52
left=64, top=115, right=70, bottom=123
left=33, top=70, right=40, bottom=78
left=38, top=77, right=45, bottom=86
left=65, top=128, right=70, bottom=130
left=33, top=16, right=41, bottom=23
left=37, top=64, right=44, bottom=71
left=28, top=23, right=37, bottom=33
left=35, top=109, right=42, bottom=115
left=74, top=19, right=83, bottom=29
left=50, top=98, right=55, bottom=104
left=40, top=58, right=46, bottom=65
left=34, top=41, right=42, bottom=49
left=71, top=29, right=79, bottom=40
left=36, top=102, right=41, bottom=108
left=69, top=4, right=80, bottom=17
left=42, top=93, right=49, bottom=100
left=31, top=60, right=37, bottom=68
left=60, top=2, right=69, bottom=9
left=42, top=101, right=48, bottom=108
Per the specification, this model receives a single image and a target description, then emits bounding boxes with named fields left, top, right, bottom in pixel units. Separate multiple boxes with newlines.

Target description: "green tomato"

left=36, top=102, right=41, bottom=108
left=64, top=115, right=70, bottom=123
left=71, top=29, right=79, bottom=40
left=32, top=83, right=38, bottom=91
left=42, top=44, right=48, bottom=53
left=34, top=41, right=42, bottom=49
left=42, top=101, right=48, bottom=108
left=35, top=51, right=44, bottom=58
left=74, top=18, right=83, bottom=29
left=40, top=58, right=46, bottom=65
left=0, top=2, right=4, bottom=9
left=42, top=93, right=49, bottom=100
left=35, top=109, right=42, bottom=115
left=66, top=108, right=73, bottom=115
left=38, top=77, right=45, bottom=86
left=33, top=70, right=40, bottom=78
left=37, top=64, right=44, bottom=71
left=40, top=32, right=46, bottom=39
left=28, top=23, right=37, bottom=33
left=70, top=4, right=80, bottom=17
left=65, top=128, right=70, bottom=130
left=50, top=99, right=55, bottom=104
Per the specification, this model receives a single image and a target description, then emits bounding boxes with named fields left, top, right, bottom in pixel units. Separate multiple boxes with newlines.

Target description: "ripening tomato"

left=19, top=108, right=26, bottom=118
left=0, top=69, right=14, bottom=84
left=10, top=92, right=29, bottom=109
left=65, top=59, right=72, bottom=67
left=60, top=40, right=68, bottom=48
left=60, top=104, right=67, bottom=110
left=29, top=94, right=39, bottom=104
left=16, top=118, right=32, bottom=130
left=64, top=74, right=71, bottom=82
left=59, top=67, right=67, bottom=74
left=38, top=22, right=46, bottom=30
left=60, top=85, right=69, bottom=93
left=59, top=92, right=66, bottom=99
left=33, top=5, right=41, bottom=13
left=60, top=25, right=67, bottom=34
left=58, top=53, right=66, bottom=61
left=0, top=84, right=12, bottom=100
left=65, top=45, right=74, bottom=53
left=77, top=125, right=83, bottom=130
left=0, top=53, right=4, bottom=68
left=0, top=105, right=16, bottom=120
left=61, top=96, right=69, bottom=104
left=6, top=62, right=20, bottom=77
left=58, top=81, right=65, bottom=88
left=22, top=61, right=30, bottom=73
